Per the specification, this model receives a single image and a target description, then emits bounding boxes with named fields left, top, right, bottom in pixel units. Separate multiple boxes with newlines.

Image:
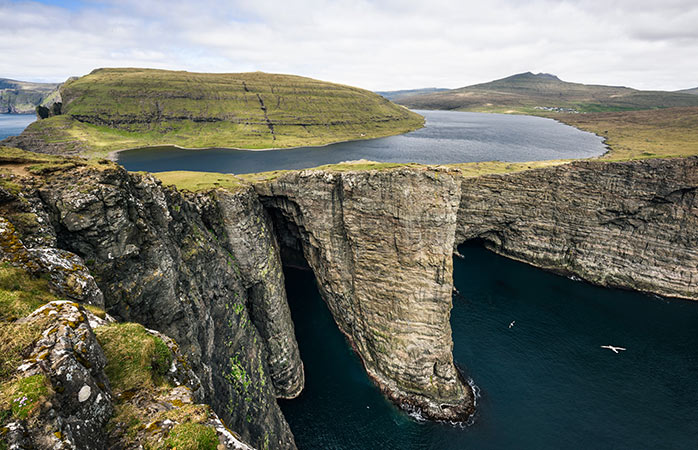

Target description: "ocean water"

left=280, top=242, right=698, bottom=449
left=0, top=114, right=35, bottom=141
left=117, top=110, right=607, bottom=174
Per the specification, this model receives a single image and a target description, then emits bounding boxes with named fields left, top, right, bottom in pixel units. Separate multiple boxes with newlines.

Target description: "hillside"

left=0, top=78, right=60, bottom=114
left=376, top=87, right=448, bottom=101
left=5, top=68, right=423, bottom=157
left=678, top=87, right=698, bottom=95
left=395, top=72, right=698, bottom=113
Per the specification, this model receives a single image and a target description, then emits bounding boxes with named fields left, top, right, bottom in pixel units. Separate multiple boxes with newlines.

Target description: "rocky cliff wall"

left=0, top=163, right=297, bottom=449
left=456, top=157, right=698, bottom=300
left=2, top=149, right=696, bottom=446
left=255, top=168, right=475, bottom=421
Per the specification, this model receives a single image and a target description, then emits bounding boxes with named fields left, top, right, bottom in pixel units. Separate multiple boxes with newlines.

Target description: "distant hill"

left=5, top=68, right=423, bottom=157
left=0, top=78, right=61, bottom=114
left=376, top=88, right=448, bottom=102
left=394, top=72, right=698, bottom=113
left=677, top=87, right=698, bottom=95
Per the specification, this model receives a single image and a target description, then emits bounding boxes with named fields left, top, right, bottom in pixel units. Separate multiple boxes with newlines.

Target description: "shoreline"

left=106, top=123, right=426, bottom=162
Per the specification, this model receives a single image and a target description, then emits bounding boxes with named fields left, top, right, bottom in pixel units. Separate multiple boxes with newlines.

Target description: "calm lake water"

left=0, top=114, right=35, bottom=140
left=280, top=242, right=698, bottom=449
left=117, top=111, right=607, bottom=174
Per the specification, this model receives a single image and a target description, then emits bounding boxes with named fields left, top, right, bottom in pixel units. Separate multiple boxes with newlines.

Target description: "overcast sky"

left=1, top=0, right=696, bottom=91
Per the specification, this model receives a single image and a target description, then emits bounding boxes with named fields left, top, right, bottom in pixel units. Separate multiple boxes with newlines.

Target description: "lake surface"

left=0, top=114, right=35, bottom=141
left=280, top=242, right=698, bottom=449
left=117, top=111, right=607, bottom=174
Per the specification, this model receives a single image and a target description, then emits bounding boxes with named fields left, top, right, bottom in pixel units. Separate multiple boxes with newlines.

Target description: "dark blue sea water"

left=0, top=114, right=35, bottom=141
left=280, top=242, right=698, bottom=449
left=116, top=111, right=607, bottom=174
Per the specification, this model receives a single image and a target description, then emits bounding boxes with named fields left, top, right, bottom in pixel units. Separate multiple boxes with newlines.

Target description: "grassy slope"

left=16, top=68, right=423, bottom=158
left=396, top=72, right=698, bottom=113
left=0, top=79, right=60, bottom=114
left=549, top=107, right=698, bottom=160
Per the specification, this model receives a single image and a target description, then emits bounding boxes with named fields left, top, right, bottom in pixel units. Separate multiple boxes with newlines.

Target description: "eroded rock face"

left=5, top=166, right=296, bottom=449
left=256, top=168, right=475, bottom=421
left=456, top=157, right=698, bottom=300
left=205, top=188, right=304, bottom=399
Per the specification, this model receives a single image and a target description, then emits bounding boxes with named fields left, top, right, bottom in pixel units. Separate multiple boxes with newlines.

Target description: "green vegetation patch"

left=0, top=374, right=51, bottom=422
left=94, top=323, right=172, bottom=395
left=0, top=264, right=57, bottom=321
left=447, top=159, right=571, bottom=177
left=0, top=319, right=47, bottom=380
left=551, top=107, right=698, bottom=160
left=162, top=422, right=218, bottom=450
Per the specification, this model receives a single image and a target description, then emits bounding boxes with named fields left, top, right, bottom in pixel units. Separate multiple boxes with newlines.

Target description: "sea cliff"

left=1, top=149, right=696, bottom=447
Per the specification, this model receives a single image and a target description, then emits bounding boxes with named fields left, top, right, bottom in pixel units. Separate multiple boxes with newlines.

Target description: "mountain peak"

left=512, top=72, right=560, bottom=81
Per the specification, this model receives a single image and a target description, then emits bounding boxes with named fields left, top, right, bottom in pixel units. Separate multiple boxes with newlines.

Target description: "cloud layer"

left=1, top=0, right=696, bottom=91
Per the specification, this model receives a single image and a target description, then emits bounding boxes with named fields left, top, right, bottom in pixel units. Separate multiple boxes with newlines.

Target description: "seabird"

left=600, top=345, right=626, bottom=353
left=509, top=320, right=515, bottom=329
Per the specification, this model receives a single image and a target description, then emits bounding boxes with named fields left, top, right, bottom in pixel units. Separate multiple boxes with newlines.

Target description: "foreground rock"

left=1, top=162, right=296, bottom=449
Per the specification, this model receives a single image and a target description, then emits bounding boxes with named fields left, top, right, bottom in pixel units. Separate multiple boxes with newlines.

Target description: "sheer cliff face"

left=256, top=168, right=475, bottom=421
left=456, top=157, right=698, bottom=300
left=5, top=166, right=298, bottom=450
left=3, top=152, right=696, bottom=446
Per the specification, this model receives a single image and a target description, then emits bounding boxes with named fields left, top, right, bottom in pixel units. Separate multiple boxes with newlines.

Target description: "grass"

left=162, top=422, right=218, bottom=450
left=446, top=159, right=571, bottom=177
left=0, top=264, right=57, bottom=321
left=0, top=374, right=51, bottom=422
left=12, top=68, right=423, bottom=158
left=548, top=107, right=698, bottom=160
left=94, top=323, right=172, bottom=395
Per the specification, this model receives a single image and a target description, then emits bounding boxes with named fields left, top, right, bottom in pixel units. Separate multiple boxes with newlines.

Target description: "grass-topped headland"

left=4, top=68, right=423, bottom=158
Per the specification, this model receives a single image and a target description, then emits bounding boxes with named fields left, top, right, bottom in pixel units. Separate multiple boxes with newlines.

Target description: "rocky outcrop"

left=255, top=168, right=475, bottom=421
left=456, top=157, right=698, bottom=300
left=0, top=217, right=104, bottom=307
left=5, top=301, right=114, bottom=449
left=1, top=165, right=296, bottom=449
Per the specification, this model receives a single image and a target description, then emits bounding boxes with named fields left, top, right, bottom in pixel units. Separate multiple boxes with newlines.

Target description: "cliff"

left=0, top=154, right=299, bottom=449
left=1, top=146, right=696, bottom=447
left=456, top=157, right=698, bottom=300
left=0, top=78, right=60, bottom=114
left=3, top=68, right=424, bottom=157
left=255, top=168, right=475, bottom=421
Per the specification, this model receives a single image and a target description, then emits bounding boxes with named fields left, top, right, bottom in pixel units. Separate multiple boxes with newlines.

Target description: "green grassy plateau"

left=9, top=68, right=423, bottom=158
left=0, top=79, right=60, bottom=114
left=392, top=72, right=698, bottom=113
left=550, top=107, right=698, bottom=160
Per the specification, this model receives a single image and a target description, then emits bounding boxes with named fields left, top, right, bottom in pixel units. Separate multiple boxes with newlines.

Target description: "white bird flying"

left=600, top=345, right=626, bottom=353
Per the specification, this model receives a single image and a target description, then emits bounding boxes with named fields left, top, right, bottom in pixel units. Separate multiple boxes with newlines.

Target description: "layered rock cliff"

left=456, top=157, right=698, bottom=300
left=2, top=148, right=696, bottom=448
left=255, top=168, right=475, bottom=421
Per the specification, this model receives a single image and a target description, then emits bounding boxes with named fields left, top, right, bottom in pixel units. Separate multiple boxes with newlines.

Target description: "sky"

left=1, top=0, right=696, bottom=91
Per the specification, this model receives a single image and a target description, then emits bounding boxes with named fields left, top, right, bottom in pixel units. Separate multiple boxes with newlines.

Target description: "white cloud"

left=0, top=0, right=696, bottom=91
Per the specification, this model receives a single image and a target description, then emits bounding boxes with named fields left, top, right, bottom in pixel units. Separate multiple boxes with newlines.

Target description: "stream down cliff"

left=1, top=154, right=695, bottom=447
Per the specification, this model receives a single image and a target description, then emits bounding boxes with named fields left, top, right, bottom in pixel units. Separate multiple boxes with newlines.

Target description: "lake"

left=116, top=110, right=607, bottom=174
left=280, top=242, right=698, bottom=449
left=0, top=114, right=35, bottom=141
